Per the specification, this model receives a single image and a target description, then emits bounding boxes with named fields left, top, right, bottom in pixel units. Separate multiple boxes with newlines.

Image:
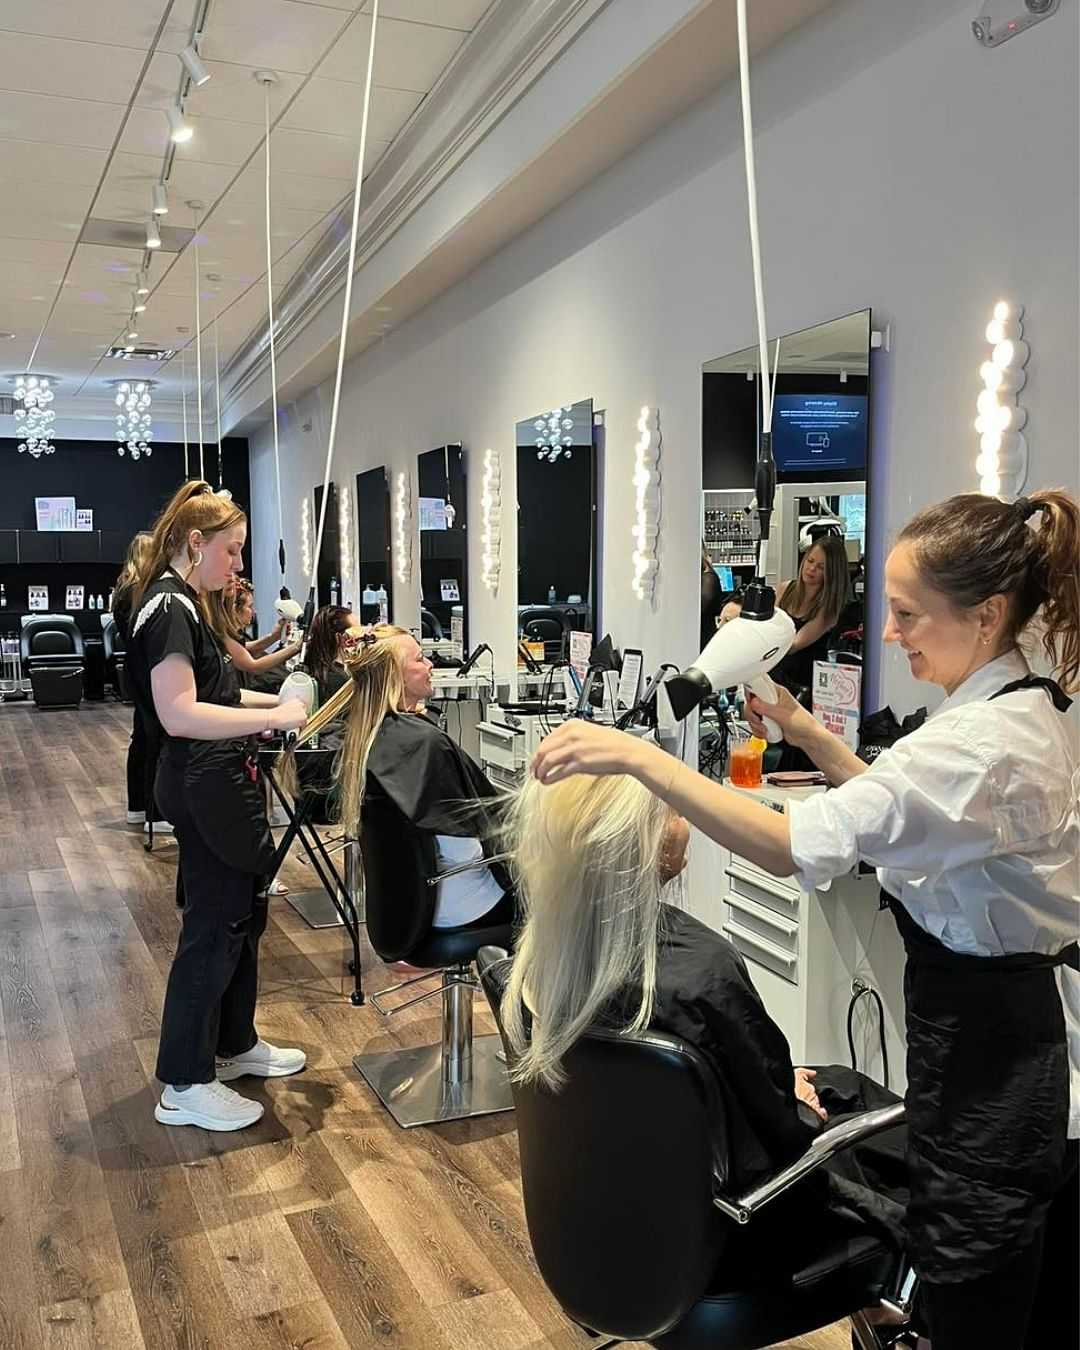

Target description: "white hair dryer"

left=278, top=669, right=318, bottom=745
left=664, top=581, right=795, bottom=741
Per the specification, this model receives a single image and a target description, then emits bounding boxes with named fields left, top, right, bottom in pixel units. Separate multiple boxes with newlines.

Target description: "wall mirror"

left=701, top=309, right=871, bottom=708
left=312, top=481, right=340, bottom=609
left=356, top=466, right=393, bottom=624
left=514, top=398, right=598, bottom=662
left=416, top=444, right=467, bottom=658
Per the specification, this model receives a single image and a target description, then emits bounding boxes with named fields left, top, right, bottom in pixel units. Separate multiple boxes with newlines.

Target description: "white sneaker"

left=144, top=819, right=174, bottom=834
left=155, top=1081, right=264, bottom=1131
left=126, top=810, right=146, bottom=825
left=216, top=1038, right=306, bottom=1081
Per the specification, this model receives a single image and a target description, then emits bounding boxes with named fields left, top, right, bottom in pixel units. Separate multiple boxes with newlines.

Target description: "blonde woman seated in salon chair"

left=501, top=771, right=908, bottom=1268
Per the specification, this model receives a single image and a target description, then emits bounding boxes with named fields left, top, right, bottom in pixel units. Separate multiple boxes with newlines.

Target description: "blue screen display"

left=772, top=393, right=867, bottom=473
left=713, top=565, right=735, bottom=591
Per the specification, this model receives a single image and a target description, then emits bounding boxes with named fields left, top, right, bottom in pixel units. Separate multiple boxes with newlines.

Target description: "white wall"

left=249, top=0, right=1079, bottom=718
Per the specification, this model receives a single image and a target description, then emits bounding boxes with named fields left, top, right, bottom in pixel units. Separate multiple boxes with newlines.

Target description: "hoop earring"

left=191, top=548, right=203, bottom=568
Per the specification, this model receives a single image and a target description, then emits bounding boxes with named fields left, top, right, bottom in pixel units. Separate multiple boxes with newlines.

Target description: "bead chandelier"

left=534, top=407, right=574, bottom=461
left=114, top=380, right=155, bottom=459
left=13, top=375, right=57, bottom=457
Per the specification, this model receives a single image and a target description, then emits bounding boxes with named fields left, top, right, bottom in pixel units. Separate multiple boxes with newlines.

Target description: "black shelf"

left=0, top=528, right=127, bottom=565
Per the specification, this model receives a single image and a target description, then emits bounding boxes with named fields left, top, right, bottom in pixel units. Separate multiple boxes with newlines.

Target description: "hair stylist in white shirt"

left=531, top=490, right=1079, bottom=1350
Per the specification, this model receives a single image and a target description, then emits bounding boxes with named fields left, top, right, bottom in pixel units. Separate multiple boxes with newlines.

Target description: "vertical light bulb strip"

left=975, top=300, right=1029, bottom=499
left=394, top=470, right=412, bottom=585
left=480, top=448, right=501, bottom=593
left=631, top=405, right=661, bottom=601
left=339, top=477, right=354, bottom=601
left=300, top=496, right=313, bottom=578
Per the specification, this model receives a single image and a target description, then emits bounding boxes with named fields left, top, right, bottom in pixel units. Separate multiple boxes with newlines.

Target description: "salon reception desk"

left=689, top=782, right=908, bottom=1094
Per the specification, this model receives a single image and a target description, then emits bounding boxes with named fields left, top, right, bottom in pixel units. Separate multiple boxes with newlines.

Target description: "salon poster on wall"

left=812, top=661, right=862, bottom=750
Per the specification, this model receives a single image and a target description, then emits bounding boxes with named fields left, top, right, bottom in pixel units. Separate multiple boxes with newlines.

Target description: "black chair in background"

left=102, top=615, right=131, bottom=702
left=20, top=614, right=85, bottom=709
left=353, top=792, right=513, bottom=1128
left=519, top=607, right=567, bottom=663
left=476, top=948, right=917, bottom=1350
left=420, top=607, right=444, bottom=640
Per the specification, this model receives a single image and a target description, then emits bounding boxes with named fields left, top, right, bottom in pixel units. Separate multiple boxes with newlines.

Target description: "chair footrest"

left=353, top=1034, right=512, bottom=1128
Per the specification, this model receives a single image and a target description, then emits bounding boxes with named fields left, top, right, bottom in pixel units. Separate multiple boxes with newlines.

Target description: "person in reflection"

left=720, top=532, right=852, bottom=701
left=285, top=625, right=511, bottom=933
left=500, top=770, right=908, bottom=1265
left=700, top=543, right=727, bottom=650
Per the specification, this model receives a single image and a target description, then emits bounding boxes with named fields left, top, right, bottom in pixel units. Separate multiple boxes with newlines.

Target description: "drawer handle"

left=726, top=920, right=798, bottom=967
left=725, top=865, right=799, bottom=905
left=726, top=894, right=798, bottom=939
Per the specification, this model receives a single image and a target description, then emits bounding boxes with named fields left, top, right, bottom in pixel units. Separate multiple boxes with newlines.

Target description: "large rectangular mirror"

left=356, top=466, right=392, bottom=624
left=417, top=444, right=467, bottom=657
left=312, top=481, right=340, bottom=609
left=514, top=398, right=598, bottom=662
left=701, top=309, right=871, bottom=709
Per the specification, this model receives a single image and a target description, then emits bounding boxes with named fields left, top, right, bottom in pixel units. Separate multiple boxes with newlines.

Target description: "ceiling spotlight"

left=127, top=327, right=139, bottom=340
left=167, top=104, right=193, bottom=144
left=146, top=219, right=161, bottom=250
left=152, top=184, right=169, bottom=216
left=135, top=271, right=150, bottom=295
left=180, top=44, right=211, bottom=87
left=133, top=298, right=147, bottom=313
left=124, top=344, right=136, bottom=353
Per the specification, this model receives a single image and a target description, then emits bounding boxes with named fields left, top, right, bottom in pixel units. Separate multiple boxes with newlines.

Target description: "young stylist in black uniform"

left=532, top=490, right=1079, bottom=1350
left=126, top=481, right=309, bottom=1132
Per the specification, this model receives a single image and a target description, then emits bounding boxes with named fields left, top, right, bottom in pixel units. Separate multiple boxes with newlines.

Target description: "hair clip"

left=340, top=626, right=378, bottom=658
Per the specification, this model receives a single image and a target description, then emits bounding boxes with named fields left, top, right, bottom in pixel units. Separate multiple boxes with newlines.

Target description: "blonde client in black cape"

left=532, top=489, right=1079, bottom=1350
left=284, top=625, right=512, bottom=939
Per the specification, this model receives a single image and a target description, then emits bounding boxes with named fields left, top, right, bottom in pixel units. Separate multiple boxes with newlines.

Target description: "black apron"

left=883, top=673, right=1077, bottom=1283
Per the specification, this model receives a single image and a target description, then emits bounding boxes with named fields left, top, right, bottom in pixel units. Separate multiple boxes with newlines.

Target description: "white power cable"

left=260, top=73, right=286, bottom=576
left=735, top=0, right=773, bottom=434
left=191, top=200, right=204, bottom=479
left=181, top=341, right=189, bottom=477
left=309, top=0, right=380, bottom=608
left=214, top=311, right=223, bottom=489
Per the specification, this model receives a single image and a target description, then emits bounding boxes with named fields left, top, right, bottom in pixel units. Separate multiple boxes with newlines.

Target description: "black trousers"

left=154, top=760, right=268, bottom=1085
left=920, top=1140, right=1079, bottom=1350
left=126, top=709, right=153, bottom=814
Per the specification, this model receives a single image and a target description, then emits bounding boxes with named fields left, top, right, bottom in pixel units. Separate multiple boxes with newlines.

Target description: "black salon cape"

left=612, top=905, right=907, bottom=1262
left=368, top=711, right=506, bottom=847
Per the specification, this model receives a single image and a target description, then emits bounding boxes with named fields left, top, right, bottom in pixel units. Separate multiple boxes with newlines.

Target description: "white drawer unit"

left=478, top=719, right=527, bottom=784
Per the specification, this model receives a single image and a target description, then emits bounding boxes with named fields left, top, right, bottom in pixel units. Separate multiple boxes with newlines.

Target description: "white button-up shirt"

left=788, top=650, right=1080, bottom=1135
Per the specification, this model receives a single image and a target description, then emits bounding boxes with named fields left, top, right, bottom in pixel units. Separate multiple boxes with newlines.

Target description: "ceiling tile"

left=320, top=15, right=465, bottom=90
left=0, top=33, right=147, bottom=103
left=0, top=0, right=196, bottom=51
left=0, top=90, right=125, bottom=150
left=0, top=183, right=96, bottom=243
left=0, top=139, right=108, bottom=187
left=201, top=0, right=351, bottom=74
left=361, top=0, right=494, bottom=29
left=225, top=159, right=352, bottom=212
left=117, top=105, right=263, bottom=166
left=135, top=53, right=306, bottom=125
left=282, top=79, right=422, bottom=140
left=263, top=126, right=390, bottom=179
left=0, top=237, right=72, bottom=266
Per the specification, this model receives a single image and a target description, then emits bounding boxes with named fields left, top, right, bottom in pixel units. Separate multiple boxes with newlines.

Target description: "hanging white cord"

left=214, top=312, right=223, bottom=489
left=181, top=341, right=189, bottom=477
left=735, top=0, right=773, bottom=434
left=261, top=76, right=286, bottom=576
left=192, top=202, right=204, bottom=479
left=308, top=0, right=380, bottom=610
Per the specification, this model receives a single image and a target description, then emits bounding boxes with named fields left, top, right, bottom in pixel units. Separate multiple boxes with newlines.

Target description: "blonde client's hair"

left=501, top=773, right=678, bottom=1093
left=282, top=624, right=412, bottom=826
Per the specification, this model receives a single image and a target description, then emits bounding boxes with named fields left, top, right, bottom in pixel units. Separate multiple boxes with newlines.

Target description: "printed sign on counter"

left=28, top=585, right=49, bottom=611
left=75, top=509, right=93, bottom=531
left=65, top=585, right=85, bottom=611
left=812, top=661, right=862, bottom=750
left=568, top=629, right=592, bottom=684
left=35, top=497, right=76, bottom=531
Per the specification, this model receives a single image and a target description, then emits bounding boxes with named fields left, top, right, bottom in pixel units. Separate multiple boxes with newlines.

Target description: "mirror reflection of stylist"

left=533, top=491, right=1079, bottom=1350
left=125, top=482, right=309, bottom=1134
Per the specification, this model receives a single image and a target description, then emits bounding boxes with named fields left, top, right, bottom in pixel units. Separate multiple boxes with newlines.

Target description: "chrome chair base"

left=352, top=1034, right=512, bottom=1128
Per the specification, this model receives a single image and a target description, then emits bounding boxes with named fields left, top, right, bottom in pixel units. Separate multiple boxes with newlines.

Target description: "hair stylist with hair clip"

left=126, top=481, right=310, bottom=1133
left=533, top=490, right=1079, bottom=1350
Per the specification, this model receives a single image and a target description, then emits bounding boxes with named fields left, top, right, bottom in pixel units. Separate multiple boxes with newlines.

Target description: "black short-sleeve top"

left=126, top=570, right=240, bottom=756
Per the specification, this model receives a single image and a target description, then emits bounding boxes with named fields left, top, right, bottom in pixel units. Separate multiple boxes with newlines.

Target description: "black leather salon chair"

left=476, top=948, right=917, bottom=1350
left=352, top=792, right=514, bottom=1128
left=520, top=607, right=567, bottom=662
left=420, top=607, right=444, bottom=640
left=102, top=616, right=131, bottom=702
left=21, top=614, right=85, bottom=709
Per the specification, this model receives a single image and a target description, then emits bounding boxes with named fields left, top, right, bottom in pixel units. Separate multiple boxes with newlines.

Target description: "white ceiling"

left=0, top=0, right=494, bottom=426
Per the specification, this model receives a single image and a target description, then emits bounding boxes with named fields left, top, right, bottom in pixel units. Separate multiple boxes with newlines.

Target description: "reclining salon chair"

left=476, top=948, right=918, bottom=1350
left=352, top=794, right=514, bottom=1128
left=101, top=615, right=131, bottom=702
left=21, top=614, right=85, bottom=709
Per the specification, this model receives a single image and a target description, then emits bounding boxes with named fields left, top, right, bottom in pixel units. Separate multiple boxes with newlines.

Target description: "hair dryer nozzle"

left=664, top=668, right=713, bottom=721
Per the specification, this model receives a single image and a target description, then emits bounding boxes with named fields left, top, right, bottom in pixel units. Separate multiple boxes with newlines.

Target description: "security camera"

left=972, top=0, right=1060, bottom=46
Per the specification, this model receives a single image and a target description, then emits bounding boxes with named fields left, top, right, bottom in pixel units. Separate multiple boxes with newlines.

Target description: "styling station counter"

left=689, top=781, right=907, bottom=1094
left=429, top=670, right=513, bottom=762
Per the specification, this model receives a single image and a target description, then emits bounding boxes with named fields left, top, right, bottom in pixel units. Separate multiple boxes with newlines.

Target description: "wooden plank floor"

left=0, top=700, right=854, bottom=1350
